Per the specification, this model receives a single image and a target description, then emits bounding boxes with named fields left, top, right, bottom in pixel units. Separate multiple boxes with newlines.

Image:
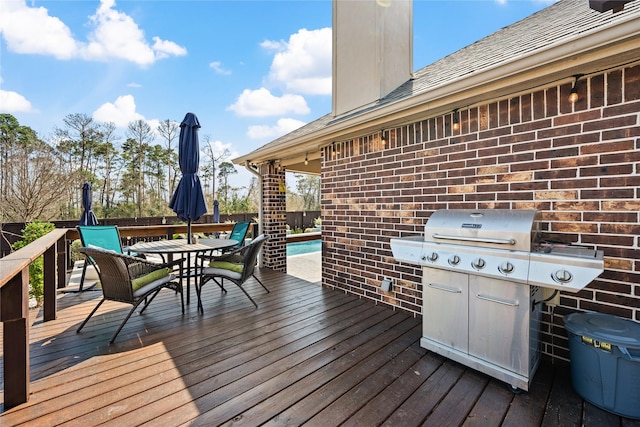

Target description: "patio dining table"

left=128, top=238, right=238, bottom=305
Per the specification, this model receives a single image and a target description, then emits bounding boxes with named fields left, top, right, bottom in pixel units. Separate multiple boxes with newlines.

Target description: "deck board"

left=1, top=268, right=638, bottom=426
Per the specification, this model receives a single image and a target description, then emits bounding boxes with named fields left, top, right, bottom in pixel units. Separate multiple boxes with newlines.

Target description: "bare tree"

left=55, top=113, right=100, bottom=175
left=98, top=122, right=121, bottom=216
left=157, top=119, right=179, bottom=197
left=201, top=135, right=230, bottom=205
left=1, top=139, right=71, bottom=222
left=127, top=120, right=154, bottom=217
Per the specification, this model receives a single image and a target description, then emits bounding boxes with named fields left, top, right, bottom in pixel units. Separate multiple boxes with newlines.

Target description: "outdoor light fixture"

left=381, top=130, right=387, bottom=146
left=452, top=109, right=460, bottom=132
left=304, top=153, right=308, bottom=165
left=569, top=74, right=583, bottom=104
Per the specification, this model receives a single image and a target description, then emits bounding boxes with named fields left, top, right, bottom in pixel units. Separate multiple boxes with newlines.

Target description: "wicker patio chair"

left=199, top=220, right=252, bottom=267
left=75, top=225, right=143, bottom=292
left=77, top=246, right=185, bottom=344
left=197, top=234, right=269, bottom=311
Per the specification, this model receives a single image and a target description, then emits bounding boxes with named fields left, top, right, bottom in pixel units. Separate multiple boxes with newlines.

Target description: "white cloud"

left=247, top=118, right=306, bottom=140
left=152, top=36, right=187, bottom=59
left=0, top=0, right=80, bottom=59
left=146, top=118, right=161, bottom=136
left=92, top=94, right=165, bottom=136
left=92, top=94, right=144, bottom=127
left=0, top=0, right=186, bottom=66
left=227, top=88, right=309, bottom=117
left=209, top=61, right=231, bottom=75
left=0, top=89, right=33, bottom=113
left=262, top=27, right=332, bottom=95
left=127, top=82, right=142, bottom=88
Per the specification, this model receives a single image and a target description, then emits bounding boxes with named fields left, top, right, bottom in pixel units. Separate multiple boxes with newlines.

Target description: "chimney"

left=332, top=0, right=413, bottom=117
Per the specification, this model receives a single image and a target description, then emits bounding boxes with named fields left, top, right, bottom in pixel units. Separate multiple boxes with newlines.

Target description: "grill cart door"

left=423, top=269, right=469, bottom=353
left=468, top=275, right=541, bottom=377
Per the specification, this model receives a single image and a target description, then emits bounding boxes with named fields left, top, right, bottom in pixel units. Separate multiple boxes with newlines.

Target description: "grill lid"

left=424, top=209, right=539, bottom=252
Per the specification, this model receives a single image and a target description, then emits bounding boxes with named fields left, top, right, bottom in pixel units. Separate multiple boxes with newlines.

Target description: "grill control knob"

left=552, top=269, right=573, bottom=284
left=427, top=252, right=439, bottom=263
left=499, top=261, right=514, bottom=274
left=448, top=255, right=461, bottom=266
left=472, top=258, right=486, bottom=270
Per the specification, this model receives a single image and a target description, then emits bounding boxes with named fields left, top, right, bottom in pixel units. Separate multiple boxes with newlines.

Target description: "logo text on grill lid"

left=461, top=223, right=482, bottom=229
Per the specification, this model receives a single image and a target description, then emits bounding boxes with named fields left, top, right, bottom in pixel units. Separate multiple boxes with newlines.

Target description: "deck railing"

left=0, top=222, right=320, bottom=408
left=0, top=222, right=238, bottom=409
left=0, top=228, right=68, bottom=409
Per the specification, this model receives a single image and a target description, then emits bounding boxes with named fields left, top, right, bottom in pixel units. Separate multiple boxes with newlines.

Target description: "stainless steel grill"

left=390, top=209, right=604, bottom=391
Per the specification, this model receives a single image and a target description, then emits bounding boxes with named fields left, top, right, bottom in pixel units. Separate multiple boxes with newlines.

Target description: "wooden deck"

left=1, top=268, right=639, bottom=426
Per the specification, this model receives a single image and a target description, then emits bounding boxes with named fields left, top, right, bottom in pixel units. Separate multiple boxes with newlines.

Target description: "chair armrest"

left=199, top=246, right=244, bottom=264
left=118, top=253, right=184, bottom=278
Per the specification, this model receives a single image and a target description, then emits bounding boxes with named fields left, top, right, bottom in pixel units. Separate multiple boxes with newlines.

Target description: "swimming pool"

left=287, top=239, right=321, bottom=256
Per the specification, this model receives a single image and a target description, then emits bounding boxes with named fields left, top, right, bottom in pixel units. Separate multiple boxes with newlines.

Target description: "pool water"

left=287, top=240, right=321, bottom=256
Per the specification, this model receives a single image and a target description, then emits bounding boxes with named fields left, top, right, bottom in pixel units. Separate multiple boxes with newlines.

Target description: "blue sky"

left=0, top=0, right=550, bottom=188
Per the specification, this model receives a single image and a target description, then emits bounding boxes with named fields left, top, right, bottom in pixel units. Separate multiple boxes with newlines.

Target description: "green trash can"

left=564, top=312, right=640, bottom=419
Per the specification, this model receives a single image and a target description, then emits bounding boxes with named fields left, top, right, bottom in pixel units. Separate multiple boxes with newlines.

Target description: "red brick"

left=603, top=99, right=640, bottom=117
left=499, top=99, right=509, bottom=126
left=546, top=86, right=558, bottom=116
left=532, top=90, right=545, bottom=119
left=584, top=115, right=637, bottom=132
left=555, top=109, right=601, bottom=126
left=624, top=64, right=640, bottom=102
left=590, top=74, right=605, bottom=108
left=602, top=126, right=640, bottom=140
left=489, top=103, right=499, bottom=128
left=608, top=69, right=623, bottom=105
left=468, top=107, right=479, bottom=133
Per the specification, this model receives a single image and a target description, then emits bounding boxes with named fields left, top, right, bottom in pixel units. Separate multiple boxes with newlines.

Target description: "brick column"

left=260, top=162, right=287, bottom=272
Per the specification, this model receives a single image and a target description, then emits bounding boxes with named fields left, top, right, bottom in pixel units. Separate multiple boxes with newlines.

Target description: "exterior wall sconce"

left=381, top=130, right=387, bottom=146
left=569, top=74, right=583, bottom=104
left=304, top=153, right=308, bottom=165
left=452, top=109, right=460, bottom=132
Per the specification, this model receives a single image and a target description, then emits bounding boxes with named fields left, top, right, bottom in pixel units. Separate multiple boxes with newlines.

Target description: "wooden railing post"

left=43, top=242, right=57, bottom=321
left=57, top=236, right=67, bottom=289
left=1, top=269, right=30, bottom=409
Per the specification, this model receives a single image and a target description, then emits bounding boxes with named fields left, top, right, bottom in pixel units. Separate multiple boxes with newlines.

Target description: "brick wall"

left=321, top=64, right=640, bottom=361
left=261, top=163, right=287, bottom=272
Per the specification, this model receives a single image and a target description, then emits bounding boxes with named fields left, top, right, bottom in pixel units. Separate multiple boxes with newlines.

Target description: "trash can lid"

left=564, top=312, right=640, bottom=348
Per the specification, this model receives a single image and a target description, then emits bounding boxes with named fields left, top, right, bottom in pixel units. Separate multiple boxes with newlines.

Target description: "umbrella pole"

left=187, top=220, right=192, bottom=244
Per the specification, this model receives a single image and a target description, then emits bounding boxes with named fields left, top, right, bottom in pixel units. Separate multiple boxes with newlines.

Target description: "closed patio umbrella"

left=213, top=200, right=220, bottom=223
left=212, top=199, right=220, bottom=238
left=79, top=182, right=98, bottom=226
left=169, top=112, right=207, bottom=243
